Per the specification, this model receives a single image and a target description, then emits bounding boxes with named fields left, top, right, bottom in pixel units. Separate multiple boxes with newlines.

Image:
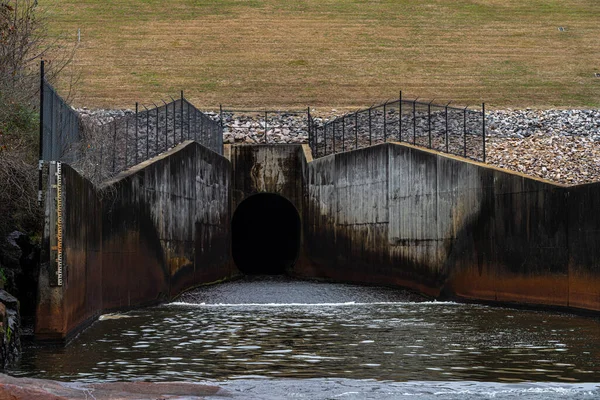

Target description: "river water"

left=9, top=276, right=600, bottom=399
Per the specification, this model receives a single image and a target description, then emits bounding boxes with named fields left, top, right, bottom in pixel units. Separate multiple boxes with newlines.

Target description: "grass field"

left=41, top=0, right=600, bottom=110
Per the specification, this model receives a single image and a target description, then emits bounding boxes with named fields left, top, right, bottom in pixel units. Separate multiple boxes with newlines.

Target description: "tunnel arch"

left=232, top=193, right=301, bottom=275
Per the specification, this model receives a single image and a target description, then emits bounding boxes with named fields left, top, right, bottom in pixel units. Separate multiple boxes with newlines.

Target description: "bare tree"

left=0, top=0, right=77, bottom=236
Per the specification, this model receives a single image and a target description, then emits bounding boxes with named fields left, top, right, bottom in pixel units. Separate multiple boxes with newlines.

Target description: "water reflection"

left=10, top=277, right=600, bottom=384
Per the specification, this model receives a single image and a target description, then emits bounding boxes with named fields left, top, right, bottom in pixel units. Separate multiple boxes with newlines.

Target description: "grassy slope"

left=42, top=0, right=600, bottom=110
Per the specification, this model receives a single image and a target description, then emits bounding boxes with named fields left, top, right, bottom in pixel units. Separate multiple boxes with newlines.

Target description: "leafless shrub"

left=0, top=0, right=78, bottom=237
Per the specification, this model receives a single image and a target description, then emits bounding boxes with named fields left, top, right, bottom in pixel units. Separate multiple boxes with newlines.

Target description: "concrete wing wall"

left=304, top=142, right=600, bottom=313
left=35, top=163, right=103, bottom=341
left=36, top=141, right=234, bottom=342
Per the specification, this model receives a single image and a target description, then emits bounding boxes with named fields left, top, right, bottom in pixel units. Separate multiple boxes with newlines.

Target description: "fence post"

left=307, top=107, right=312, bottom=153
left=265, top=111, right=268, bottom=144
left=200, top=110, right=204, bottom=145
left=342, top=115, right=346, bottom=152
left=368, top=107, right=372, bottom=146
left=180, top=91, right=184, bottom=142
left=463, top=106, right=468, bottom=158
left=145, top=105, right=150, bottom=160
left=173, top=99, right=177, bottom=146
left=219, top=104, right=223, bottom=131
left=399, top=91, right=402, bottom=142
left=445, top=102, right=450, bottom=154
left=194, top=106, right=198, bottom=142
left=428, top=99, right=433, bottom=149
left=332, top=121, right=336, bottom=154
left=355, top=112, right=358, bottom=150
left=383, top=101, right=387, bottom=142
left=482, top=103, right=486, bottom=162
left=112, top=122, right=117, bottom=173
left=187, top=100, right=191, bottom=140
left=135, top=102, right=139, bottom=164
left=99, top=125, right=104, bottom=177
left=412, top=99, right=417, bottom=145
left=125, top=118, right=129, bottom=168
left=38, top=60, right=45, bottom=206
left=155, top=104, right=159, bottom=156
left=162, top=100, right=168, bottom=151
left=324, top=122, right=328, bottom=155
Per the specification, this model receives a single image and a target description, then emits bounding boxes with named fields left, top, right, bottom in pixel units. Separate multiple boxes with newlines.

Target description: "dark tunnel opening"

left=232, top=193, right=301, bottom=275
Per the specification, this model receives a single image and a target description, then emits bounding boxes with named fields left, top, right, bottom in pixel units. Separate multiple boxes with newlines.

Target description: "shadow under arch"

left=232, top=193, right=301, bottom=275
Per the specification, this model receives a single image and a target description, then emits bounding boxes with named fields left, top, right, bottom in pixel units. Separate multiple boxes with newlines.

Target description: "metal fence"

left=40, top=80, right=80, bottom=163
left=309, top=92, right=486, bottom=162
left=220, top=107, right=309, bottom=144
left=76, top=94, right=223, bottom=182
left=39, top=61, right=222, bottom=184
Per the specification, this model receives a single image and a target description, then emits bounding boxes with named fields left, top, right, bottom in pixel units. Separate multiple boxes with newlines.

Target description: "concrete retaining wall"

left=229, top=144, right=311, bottom=272
left=304, top=142, right=600, bottom=312
left=35, top=141, right=234, bottom=342
left=229, top=145, right=306, bottom=213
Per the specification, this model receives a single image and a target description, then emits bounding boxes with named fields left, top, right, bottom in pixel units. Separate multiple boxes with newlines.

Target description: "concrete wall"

left=229, top=145, right=306, bottom=213
left=304, top=142, right=600, bottom=312
left=229, top=144, right=311, bottom=271
left=36, top=141, right=234, bottom=342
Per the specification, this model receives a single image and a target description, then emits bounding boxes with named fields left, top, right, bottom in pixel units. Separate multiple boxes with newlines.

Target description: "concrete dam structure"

left=35, top=141, right=600, bottom=342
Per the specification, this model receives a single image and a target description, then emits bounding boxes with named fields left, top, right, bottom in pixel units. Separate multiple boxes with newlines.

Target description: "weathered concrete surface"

left=303, top=142, right=600, bottom=312
left=36, top=141, right=234, bottom=342
left=230, top=145, right=305, bottom=213
left=35, top=163, right=102, bottom=342
left=229, top=144, right=310, bottom=273
left=100, top=140, right=233, bottom=308
left=0, top=373, right=229, bottom=399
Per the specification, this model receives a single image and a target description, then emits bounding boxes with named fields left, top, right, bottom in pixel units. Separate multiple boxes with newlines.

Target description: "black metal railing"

left=39, top=61, right=222, bottom=184
left=220, top=106, right=309, bottom=144
left=40, top=80, right=80, bottom=163
left=309, top=92, right=486, bottom=162
left=76, top=93, right=222, bottom=182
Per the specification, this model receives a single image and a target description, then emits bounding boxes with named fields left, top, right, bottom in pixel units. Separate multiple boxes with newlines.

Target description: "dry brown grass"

left=41, top=0, right=600, bottom=110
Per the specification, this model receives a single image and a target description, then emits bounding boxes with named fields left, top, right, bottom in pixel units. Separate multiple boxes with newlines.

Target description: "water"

left=9, top=276, right=600, bottom=398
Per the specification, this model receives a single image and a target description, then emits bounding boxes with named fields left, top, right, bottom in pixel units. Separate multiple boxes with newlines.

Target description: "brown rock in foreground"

left=0, top=373, right=230, bottom=399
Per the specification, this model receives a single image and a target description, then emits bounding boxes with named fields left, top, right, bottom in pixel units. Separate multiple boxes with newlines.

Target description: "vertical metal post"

left=399, top=91, right=402, bottom=142
left=324, top=122, right=328, bottom=155
left=383, top=102, right=387, bottom=142
left=342, top=116, right=346, bottom=152
left=112, top=122, right=117, bottom=173
left=38, top=60, right=45, bottom=206
left=332, top=121, right=336, bottom=154
left=219, top=104, right=224, bottom=131
left=463, top=106, right=468, bottom=158
left=194, top=107, right=198, bottom=141
left=163, top=100, right=168, bottom=151
left=307, top=107, right=312, bottom=152
left=155, top=105, right=159, bottom=156
left=187, top=101, right=191, bottom=140
left=482, top=103, right=486, bottom=162
left=445, top=103, right=449, bottom=153
left=173, top=100, right=176, bottom=146
left=145, top=105, right=150, bottom=160
left=355, top=112, right=358, bottom=150
left=427, top=100, right=432, bottom=149
left=200, top=111, right=204, bottom=144
left=264, top=111, right=268, bottom=144
left=368, top=107, right=372, bottom=146
left=180, top=91, right=184, bottom=142
left=99, top=125, right=104, bottom=177
left=125, top=118, right=129, bottom=167
left=412, top=100, right=416, bottom=145
left=135, top=102, right=139, bottom=164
